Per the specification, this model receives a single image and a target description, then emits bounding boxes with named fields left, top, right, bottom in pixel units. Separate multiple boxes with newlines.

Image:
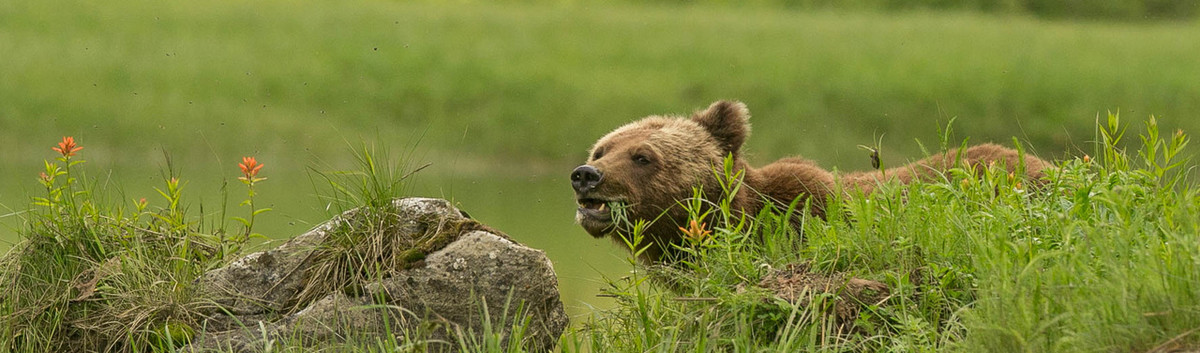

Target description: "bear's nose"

left=571, top=165, right=603, bottom=193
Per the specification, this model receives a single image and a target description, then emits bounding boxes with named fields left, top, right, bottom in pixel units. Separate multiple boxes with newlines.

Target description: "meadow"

left=2, top=0, right=1200, bottom=351
left=5, top=115, right=1199, bottom=352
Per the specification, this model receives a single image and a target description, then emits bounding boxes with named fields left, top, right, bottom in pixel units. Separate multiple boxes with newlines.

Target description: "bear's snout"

left=570, top=165, right=603, bottom=193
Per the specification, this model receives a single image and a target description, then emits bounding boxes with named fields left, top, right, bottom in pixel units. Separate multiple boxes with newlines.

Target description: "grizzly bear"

left=571, top=100, right=1051, bottom=262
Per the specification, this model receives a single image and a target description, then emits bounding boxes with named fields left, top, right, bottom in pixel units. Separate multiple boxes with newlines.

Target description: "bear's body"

left=571, top=101, right=1051, bottom=262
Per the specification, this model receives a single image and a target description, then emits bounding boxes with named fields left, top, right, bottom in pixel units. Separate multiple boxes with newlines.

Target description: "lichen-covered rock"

left=192, top=220, right=330, bottom=325
left=189, top=198, right=567, bottom=352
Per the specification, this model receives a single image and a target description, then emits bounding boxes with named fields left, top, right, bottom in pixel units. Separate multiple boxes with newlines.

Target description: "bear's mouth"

left=577, top=198, right=610, bottom=212
left=575, top=197, right=621, bottom=238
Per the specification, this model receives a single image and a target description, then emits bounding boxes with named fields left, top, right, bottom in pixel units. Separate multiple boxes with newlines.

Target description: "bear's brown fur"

left=571, top=100, right=1052, bottom=262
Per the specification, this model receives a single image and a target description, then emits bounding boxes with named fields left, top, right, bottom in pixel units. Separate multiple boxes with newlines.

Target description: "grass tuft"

left=290, top=144, right=437, bottom=314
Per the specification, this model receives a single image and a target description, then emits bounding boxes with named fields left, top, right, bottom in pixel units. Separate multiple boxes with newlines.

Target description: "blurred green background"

left=2, top=0, right=1198, bottom=319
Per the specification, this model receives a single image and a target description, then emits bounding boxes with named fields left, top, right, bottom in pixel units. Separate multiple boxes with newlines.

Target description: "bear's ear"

left=690, top=100, right=751, bottom=156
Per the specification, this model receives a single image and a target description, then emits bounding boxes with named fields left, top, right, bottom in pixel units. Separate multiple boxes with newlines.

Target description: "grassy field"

left=2, top=0, right=1200, bottom=351
left=3, top=1, right=1199, bottom=167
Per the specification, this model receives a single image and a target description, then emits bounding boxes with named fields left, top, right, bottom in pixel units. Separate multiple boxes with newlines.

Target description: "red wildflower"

left=679, top=219, right=712, bottom=242
left=238, top=157, right=264, bottom=182
left=52, top=136, right=83, bottom=157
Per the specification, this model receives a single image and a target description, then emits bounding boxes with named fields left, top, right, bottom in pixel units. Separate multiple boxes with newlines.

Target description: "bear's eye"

left=591, top=148, right=605, bottom=160
left=632, top=154, right=652, bottom=166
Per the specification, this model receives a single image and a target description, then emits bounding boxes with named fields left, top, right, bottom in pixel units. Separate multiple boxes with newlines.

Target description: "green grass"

left=2, top=0, right=1199, bottom=170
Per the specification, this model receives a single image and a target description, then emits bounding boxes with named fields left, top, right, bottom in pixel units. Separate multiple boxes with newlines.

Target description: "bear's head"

left=570, top=101, right=751, bottom=253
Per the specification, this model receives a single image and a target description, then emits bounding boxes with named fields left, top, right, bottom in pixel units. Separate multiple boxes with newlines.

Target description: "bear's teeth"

left=598, top=203, right=606, bottom=211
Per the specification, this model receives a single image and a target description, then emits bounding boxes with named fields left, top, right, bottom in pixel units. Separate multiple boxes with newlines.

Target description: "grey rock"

left=189, top=198, right=567, bottom=352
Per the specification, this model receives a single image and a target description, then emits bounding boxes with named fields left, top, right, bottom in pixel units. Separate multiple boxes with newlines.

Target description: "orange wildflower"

left=52, top=136, right=83, bottom=157
left=679, top=219, right=712, bottom=242
left=238, top=157, right=265, bottom=182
